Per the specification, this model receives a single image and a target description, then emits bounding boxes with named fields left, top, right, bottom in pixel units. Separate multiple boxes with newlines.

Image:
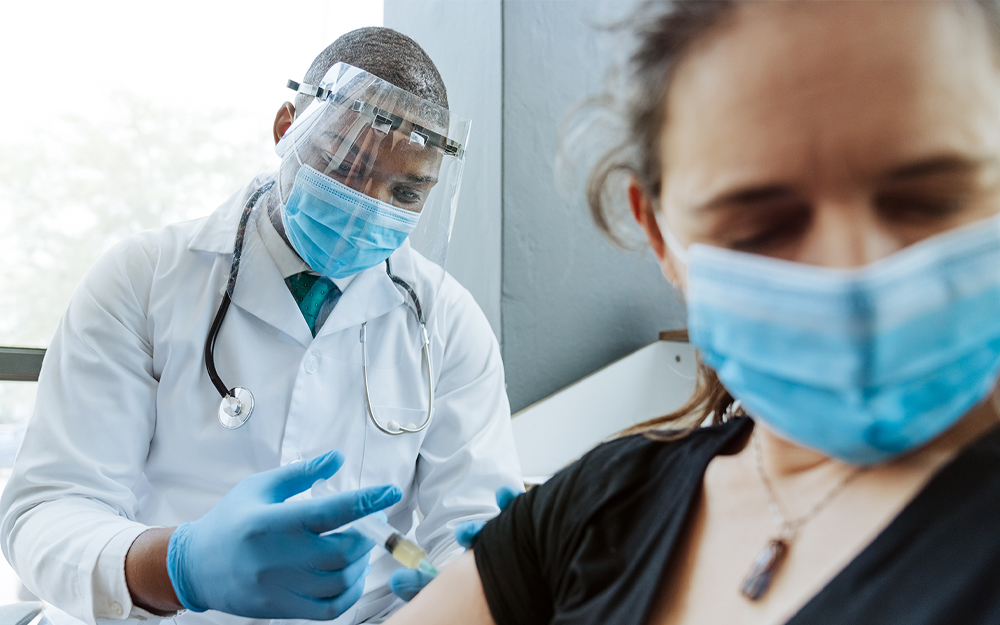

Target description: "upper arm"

left=1, top=237, right=159, bottom=532
left=390, top=461, right=583, bottom=625
left=384, top=551, right=495, bottom=625
left=0, top=238, right=161, bottom=619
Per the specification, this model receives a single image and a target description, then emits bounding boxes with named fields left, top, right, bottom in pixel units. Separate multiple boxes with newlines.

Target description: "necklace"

left=741, top=429, right=866, bottom=601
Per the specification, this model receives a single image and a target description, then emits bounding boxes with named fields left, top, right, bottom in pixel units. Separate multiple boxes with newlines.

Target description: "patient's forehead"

left=660, top=0, right=1000, bottom=204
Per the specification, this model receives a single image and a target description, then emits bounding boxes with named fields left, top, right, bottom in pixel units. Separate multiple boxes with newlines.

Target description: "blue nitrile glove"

left=167, top=450, right=401, bottom=619
left=389, top=485, right=522, bottom=601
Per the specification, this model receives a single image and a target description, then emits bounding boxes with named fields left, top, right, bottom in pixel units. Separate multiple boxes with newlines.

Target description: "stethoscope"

left=205, top=182, right=435, bottom=435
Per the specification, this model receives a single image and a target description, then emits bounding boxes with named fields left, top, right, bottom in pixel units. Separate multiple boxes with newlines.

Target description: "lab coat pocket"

left=360, top=406, right=429, bottom=490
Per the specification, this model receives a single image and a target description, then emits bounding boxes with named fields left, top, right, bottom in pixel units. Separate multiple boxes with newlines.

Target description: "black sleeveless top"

left=474, top=417, right=1000, bottom=625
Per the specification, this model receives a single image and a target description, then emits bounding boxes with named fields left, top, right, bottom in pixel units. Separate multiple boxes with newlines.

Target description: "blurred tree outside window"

left=0, top=95, right=267, bottom=347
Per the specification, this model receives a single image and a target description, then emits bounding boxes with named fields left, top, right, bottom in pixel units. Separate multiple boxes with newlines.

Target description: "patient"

left=387, top=1, right=1000, bottom=623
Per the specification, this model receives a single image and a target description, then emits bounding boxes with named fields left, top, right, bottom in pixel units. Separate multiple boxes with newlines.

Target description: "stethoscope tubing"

left=205, top=181, right=434, bottom=435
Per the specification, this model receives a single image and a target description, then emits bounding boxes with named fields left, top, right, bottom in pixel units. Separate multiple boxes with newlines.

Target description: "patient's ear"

left=629, top=177, right=682, bottom=288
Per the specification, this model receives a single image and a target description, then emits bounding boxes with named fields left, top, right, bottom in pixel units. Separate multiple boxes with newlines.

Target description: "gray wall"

left=385, top=0, right=686, bottom=413
left=384, top=0, right=504, bottom=339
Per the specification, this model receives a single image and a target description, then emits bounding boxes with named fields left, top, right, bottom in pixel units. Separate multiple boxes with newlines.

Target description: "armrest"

left=0, top=602, right=43, bottom=625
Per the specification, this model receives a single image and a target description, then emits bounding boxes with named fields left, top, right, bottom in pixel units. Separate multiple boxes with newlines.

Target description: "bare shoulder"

left=384, top=551, right=496, bottom=625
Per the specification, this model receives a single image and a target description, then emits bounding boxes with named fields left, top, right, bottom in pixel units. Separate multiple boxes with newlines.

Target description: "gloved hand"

left=388, top=485, right=522, bottom=601
left=167, top=450, right=401, bottom=620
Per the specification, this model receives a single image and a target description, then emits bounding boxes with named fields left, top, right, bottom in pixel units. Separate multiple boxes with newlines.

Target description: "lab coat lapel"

left=190, top=179, right=405, bottom=342
left=318, top=264, right=405, bottom=337
left=188, top=179, right=254, bottom=255
left=227, top=216, right=314, bottom=347
left=189, top=179, right=313, bottom=347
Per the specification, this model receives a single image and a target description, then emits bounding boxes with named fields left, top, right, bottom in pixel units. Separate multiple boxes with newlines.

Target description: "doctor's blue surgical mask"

left=279, top=164, right=420, bottom=279
left=658, top=210, right=1000, bottom=465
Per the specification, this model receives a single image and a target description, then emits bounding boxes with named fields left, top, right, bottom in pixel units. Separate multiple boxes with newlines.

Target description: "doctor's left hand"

left=166, top=450, right=401, bottom=619
left=389, top=485, right=521, bottom=601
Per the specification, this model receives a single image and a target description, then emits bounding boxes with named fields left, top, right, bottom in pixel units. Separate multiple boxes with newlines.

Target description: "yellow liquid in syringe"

left=386, top=534, right=439, bottom=575
left=345, top=512, right=440, bottom=577
left=387, top=534, right=425, bottom=567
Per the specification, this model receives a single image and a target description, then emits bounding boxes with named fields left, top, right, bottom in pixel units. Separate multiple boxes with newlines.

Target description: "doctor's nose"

left=359, top=179, right=394, bottom=205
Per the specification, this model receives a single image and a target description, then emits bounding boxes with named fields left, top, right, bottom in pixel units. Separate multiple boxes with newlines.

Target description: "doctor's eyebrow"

left=402, top=174, right=437, bottom=184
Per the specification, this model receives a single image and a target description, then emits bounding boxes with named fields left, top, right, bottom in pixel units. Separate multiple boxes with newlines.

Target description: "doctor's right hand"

left=166, top=450, right=401, bottom=619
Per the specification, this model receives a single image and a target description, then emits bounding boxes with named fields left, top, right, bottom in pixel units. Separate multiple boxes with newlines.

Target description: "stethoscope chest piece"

left=218, top=387, right=254, bottom=429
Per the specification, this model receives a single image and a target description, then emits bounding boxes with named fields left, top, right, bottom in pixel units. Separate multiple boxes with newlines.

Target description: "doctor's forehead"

left=659, top=0, right=1000, bottom=205
left=311, top=131, right=443, bottom=185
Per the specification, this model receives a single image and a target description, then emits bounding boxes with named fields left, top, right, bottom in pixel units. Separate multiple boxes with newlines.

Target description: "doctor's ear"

left=629, top=177, right=682, bottom=287
left=273, top=103, right=296, bottom=145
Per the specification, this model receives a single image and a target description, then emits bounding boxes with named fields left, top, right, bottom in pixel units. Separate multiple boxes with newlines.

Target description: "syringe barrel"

left=350, top=512, right=395, bottom=548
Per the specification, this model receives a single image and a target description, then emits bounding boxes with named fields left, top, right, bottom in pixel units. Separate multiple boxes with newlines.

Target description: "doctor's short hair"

left=293, top=27, right=449, bottom=114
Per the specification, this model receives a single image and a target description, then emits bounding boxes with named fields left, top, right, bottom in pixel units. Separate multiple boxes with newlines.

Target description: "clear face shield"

left=222, top=62, right=470, bottom=310
left=276, top=62, right=469, bottom=280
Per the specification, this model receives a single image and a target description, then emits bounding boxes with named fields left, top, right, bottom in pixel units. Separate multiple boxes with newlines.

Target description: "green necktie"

left=285, top=272, right=342, bottom=337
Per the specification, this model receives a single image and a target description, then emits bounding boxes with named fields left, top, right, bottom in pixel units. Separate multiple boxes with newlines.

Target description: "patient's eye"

left=698, top=197, right=812, bottom=256
left=874, top=158, right=999, bottom=228
left=874, top=187, right=973, bottom=224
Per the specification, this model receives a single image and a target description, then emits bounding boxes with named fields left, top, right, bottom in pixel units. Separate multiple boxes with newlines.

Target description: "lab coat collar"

left=228, top=213, right=316, bottom=347
left=255, top=204, right=357, bottom=294
left=314, top=251, right=408, bottom=338
left=189, top=179, right=407, bottom=344
left=188, top=178, right=261, bottom=255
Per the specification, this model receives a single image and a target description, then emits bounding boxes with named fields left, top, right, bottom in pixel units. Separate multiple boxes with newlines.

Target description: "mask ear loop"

left=278, top=137, right=306, bottom=206
left=654, top=206, right=689, bottom=265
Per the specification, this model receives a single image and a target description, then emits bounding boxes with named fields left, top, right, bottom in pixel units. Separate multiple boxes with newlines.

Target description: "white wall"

left=513, top=340, right=697, bottom=480
left=384, top=0, right=504, bottom=340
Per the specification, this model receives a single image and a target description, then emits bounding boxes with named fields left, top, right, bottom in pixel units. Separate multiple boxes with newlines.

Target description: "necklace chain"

left=751, top=429, right=866, bottom=541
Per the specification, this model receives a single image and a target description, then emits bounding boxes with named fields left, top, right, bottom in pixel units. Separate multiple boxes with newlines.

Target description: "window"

left=1, top=0, right=384, bottom=349
left=0, top=0, right=383, bottom=603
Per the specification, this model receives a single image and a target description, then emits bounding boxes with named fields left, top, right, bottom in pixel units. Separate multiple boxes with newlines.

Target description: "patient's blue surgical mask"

left=662, top=213, right=1000, bottom=465
left=281, top=165, right=420, bottom=279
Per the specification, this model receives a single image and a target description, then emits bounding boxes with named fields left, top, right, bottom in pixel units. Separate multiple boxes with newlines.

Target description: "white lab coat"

left=0, top=180, right=521, bottom=625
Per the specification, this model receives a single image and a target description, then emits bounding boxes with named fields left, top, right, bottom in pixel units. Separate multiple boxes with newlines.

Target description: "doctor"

left=0, top=27, right=521, bottom=625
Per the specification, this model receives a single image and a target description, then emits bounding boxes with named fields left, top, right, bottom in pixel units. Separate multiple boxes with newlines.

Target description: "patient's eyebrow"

left=693, top=185, right=799, bottom=213
left=883, top=155, right=997, bottom=181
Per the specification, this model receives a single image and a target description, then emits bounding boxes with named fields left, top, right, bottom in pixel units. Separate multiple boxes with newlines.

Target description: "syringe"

left=349, top=512, right=439, bottom=577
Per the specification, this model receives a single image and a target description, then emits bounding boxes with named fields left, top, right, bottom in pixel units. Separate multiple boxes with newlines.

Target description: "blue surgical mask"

left=665, top=214, right=1000, bottom=465
left=280, top=165, right=421, bottom=279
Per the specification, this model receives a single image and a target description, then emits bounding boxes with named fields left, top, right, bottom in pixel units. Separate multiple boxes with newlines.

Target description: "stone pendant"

left=741, top=539, right=789, bottom=601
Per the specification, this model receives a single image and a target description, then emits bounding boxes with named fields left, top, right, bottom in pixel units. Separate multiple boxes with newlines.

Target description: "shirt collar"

left=256, top=207, right=356, bottom=292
